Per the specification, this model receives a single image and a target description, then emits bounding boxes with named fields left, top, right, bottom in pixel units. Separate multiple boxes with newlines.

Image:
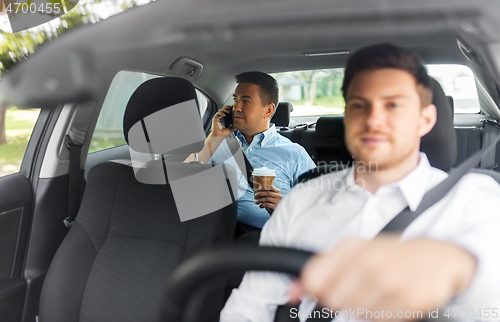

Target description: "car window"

left=0, top=107, right=40, bottom=177
left=272, top=64, right=480, bottom=117
left=89, top=71, right=209, bottom=154
left=426, top=64, right=479, bottom=113
left=272, top=69, right=345, bottom=117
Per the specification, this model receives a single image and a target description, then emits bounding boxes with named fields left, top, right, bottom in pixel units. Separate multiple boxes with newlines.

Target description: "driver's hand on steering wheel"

left=289, top=236, right=477, bottom=321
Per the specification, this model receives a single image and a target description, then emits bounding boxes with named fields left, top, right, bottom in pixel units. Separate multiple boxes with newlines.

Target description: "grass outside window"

left=0, top=108, right=40, bottom=176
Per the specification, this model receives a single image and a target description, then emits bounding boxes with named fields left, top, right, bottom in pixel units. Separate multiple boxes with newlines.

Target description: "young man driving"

left=187, top=72, right=315, bottom=229
left=220, top=44, right=500, bottom=321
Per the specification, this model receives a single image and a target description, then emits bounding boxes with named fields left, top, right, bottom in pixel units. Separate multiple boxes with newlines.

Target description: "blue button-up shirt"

left=211, top=124, right=316, bottom=228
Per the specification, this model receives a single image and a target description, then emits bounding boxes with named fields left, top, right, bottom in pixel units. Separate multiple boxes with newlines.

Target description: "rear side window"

left=0, top=107, right=40, bottom=177
left=89, top=71, right=209, bottom=154
left=272, top=64, right=480, bottom=117
left=427, top=64, right=479, bottom=113
left=272, top=69, right=345, bottom=117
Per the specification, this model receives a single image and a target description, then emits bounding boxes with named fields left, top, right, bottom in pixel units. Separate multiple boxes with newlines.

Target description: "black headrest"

left=123, top=77, right=205, bottom=155
left=271, top=102, right=293, bottom=127
left=316, top=116, right=344, bottom=137
left=314, top=116, right=352, bottom=165
left=420, top=78, right=456, bottom=171
left=313, top=78, right=455, bottom=172
left=447, top=95, right=454, bottom=120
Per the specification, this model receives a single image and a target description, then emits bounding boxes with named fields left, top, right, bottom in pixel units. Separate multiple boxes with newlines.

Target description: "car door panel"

left=20, top=173, right=83, bottom=322
left=0, top=279, right=26, bottom=322
left=0, top=173, right=32, bottom=322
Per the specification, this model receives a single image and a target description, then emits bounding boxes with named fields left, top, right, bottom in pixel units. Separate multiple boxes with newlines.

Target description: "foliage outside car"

left=0, top=0, right=140, bottom=176
left=0, top=7, right=96, bottom=175
left=0, top=0, right=347, bottom=177
left=0, top=108, right=127, bottom=176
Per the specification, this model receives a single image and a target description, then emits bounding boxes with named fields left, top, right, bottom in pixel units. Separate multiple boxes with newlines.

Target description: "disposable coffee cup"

left=252, top=167, right=276, bottom=197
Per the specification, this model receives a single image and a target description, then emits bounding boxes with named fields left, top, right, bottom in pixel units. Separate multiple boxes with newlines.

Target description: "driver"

left=220, top=44, right=500, bottom=321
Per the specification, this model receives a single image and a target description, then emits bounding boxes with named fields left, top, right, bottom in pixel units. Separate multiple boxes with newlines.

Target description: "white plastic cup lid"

left=252, top=167, right=276, bottom=177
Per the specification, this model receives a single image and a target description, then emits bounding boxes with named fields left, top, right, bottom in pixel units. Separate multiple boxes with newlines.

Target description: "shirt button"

left=249, top=148, right=252, bottom=151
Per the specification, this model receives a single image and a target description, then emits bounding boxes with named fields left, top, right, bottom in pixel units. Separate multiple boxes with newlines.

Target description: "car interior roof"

left=3, top=0, right=500, bottom=114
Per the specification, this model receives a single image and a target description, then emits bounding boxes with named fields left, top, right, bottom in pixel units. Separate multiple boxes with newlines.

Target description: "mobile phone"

left=221, top=106, right=233, bottom=128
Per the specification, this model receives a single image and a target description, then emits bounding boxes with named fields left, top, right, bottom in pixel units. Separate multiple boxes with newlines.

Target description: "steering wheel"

left=159, top=245, right=313, bottom=322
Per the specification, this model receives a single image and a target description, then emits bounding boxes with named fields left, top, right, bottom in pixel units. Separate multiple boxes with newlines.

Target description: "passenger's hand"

left=289, top=236, right=477, bottom=321
left=255, top=185, right=282, bottom=210
left=211, top=105, right=234, bottom=138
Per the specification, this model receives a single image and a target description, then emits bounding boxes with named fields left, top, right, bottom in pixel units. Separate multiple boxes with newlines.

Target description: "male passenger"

left=220, top=44, right=500, bottom=321
left=186, top=72, right=315, bottom=230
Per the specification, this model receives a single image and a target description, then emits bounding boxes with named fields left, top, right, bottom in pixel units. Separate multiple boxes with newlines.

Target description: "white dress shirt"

left=220, top=153, right=500, bottom=322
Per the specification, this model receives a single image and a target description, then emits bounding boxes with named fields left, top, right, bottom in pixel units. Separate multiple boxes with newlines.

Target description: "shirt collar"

left=345, top=166, right=358, bottom=191
left=339, top=152, right=433, bottom=212
left=396, top=152, right=433, bottom=212
left=261, top=124, right=278, bottom=146
left=235, top=131, right=247, bottom=146
left=326, top=167, right=353, bottom=204
left=236, top=124, right=278, bottom=147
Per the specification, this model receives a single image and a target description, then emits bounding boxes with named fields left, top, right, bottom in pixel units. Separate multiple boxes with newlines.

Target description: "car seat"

left=313, top=116, right=353, bottom=167
left=271, top=102, right=293, bottom=129
left=38, top=77, right=237, bottom=322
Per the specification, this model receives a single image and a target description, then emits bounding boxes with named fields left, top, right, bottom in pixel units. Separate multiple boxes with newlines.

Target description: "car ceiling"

left=2, top=0, right=500, bottom=109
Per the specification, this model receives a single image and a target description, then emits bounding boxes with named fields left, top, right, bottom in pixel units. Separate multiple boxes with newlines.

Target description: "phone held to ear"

left=220, top=106, right=233, bottom=128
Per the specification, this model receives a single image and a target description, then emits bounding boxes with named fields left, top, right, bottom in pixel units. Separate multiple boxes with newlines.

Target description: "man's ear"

left=418, top=104, right=437, bottom=138
left=265, top=103, right=276, bottom=119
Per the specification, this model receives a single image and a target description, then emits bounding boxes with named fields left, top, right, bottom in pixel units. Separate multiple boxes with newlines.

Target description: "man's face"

left=343, top=68, right=436, bottom=171
left=232, top=83, right=273, bottom=135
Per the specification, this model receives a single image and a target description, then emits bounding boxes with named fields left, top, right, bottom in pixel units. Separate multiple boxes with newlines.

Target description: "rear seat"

left=479, top=120, right=500, bottom=171
left=279, top=93, right=500, bottom=184
left=448, top=94, right=482, bottom=166
left=272, top=102, right=316, bottom=158
left=455, top=126, right=482, bottom=165
left=448, top=95, right=500, bottom=173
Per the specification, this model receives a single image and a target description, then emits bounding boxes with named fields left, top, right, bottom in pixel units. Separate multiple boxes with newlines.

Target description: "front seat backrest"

left=39, top=77, right=237, bottom=322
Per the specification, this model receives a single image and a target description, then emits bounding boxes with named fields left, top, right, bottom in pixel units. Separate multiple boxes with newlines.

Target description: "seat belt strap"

left=64, top=143, right=82, bottom=228
left=64, top=129, right=85, bottom=228
left=226, top=132, right=274, bottom=216
left=379, top=130, right=500, bottom=234
left=241, top=148, right=274, bottom=216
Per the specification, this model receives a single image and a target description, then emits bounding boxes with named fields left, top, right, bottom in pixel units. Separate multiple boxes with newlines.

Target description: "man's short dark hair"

left=235, top=71, right=279, bottom=114
left=341, top=43, right=432, bottom=106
